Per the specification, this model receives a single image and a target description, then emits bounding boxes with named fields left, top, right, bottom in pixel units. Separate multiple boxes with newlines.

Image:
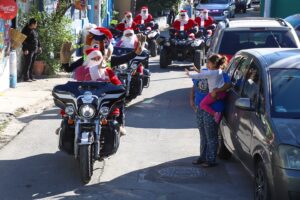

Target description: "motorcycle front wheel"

left=79, top=145, right=93, bottom=184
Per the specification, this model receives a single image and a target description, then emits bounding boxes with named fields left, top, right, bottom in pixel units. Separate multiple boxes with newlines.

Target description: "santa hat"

left=89, top=27, right=113, bottom=40
left=84, top=48, right=102, bottom=66
left=124, top=11, right=132, bottom=16
left=141, top=6, right=148, bottom=10
left=180, top=10, right=188, bottom=15
left=123, top=28, right=134, bottom=35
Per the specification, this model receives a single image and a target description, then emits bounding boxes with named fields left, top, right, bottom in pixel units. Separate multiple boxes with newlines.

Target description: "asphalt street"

left=0, top=54, right=253, bottom=200
left=0, top=7, right=260, bottom=200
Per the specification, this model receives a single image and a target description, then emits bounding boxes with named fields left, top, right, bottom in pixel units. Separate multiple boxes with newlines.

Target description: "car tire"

left=243, top=7, right=247, bottom=13
left=248, top=3, right=251, bottom=8
left=254, top=160, right=271, bottom=200
left=217, top=128, right=232, bottom=160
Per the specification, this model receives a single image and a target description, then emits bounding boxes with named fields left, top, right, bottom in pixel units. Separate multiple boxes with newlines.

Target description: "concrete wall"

left=0, top=57, right=10, bottom=92
left=261, top=0, right=300, bottom=18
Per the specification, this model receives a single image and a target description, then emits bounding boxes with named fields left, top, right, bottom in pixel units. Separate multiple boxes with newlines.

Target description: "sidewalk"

left=0, top=73, right=70, bottom=149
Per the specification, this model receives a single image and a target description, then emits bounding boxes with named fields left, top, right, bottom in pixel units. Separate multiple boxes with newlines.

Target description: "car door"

left=224, top=55, right=252, bottom=155
left=236, top=60, right=261, bottom=166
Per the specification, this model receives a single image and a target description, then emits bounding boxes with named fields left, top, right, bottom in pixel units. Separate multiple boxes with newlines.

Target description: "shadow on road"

left=0, top=154, right=252, bottom=199
left=126, top=87, right=196, bottom=129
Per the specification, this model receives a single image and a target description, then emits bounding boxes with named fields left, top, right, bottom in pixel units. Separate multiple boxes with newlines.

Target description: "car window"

left=231, top=57, right=252, bottom=93
left=270, top=69, right=300, bottom=118
left=227, top=55, right=243, bottom=77
left=219, top=30, right=298, bottom=55
left=241, top=61, right=260, bottom=106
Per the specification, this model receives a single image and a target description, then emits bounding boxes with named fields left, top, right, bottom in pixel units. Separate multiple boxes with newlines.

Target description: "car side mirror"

left=206, top=38, right=211, bottom=47
left=235, top=98, right=254, bottom=111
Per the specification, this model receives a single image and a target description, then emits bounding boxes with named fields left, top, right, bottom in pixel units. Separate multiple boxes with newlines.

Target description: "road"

left=0, top=54, right=253, bottom=200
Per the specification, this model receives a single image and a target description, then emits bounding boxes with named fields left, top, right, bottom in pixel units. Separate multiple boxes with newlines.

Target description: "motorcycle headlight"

left=278, top=145, right=300, bottom=170
left=79, top=104, right=96, bottom=119
left=119, top=64, right=128, bottom=71
left=223, top=10, right=229, bottom=16
left=131, top=63, right=138, bottom=70
left=99, top=106, right=110, bottom=116
left=65, top=105, right=75, bottom=116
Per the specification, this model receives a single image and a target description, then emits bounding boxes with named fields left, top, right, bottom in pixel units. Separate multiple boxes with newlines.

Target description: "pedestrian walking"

left=21, top=18, right=42, bottom=82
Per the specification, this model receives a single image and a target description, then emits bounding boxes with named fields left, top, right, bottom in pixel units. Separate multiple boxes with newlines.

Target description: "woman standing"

left=189, top=55, right=231, bottom=167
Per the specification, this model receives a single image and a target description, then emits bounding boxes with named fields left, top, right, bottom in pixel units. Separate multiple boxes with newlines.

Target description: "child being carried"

left=186, top=54, right=228, bottom=123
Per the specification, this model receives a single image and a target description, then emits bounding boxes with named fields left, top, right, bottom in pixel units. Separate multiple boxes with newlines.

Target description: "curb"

left=0, top=96, right=54, bottom=150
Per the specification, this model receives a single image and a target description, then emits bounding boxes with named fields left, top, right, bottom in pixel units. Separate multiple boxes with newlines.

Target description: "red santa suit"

left=74, top=48, right=121, bottom=85
left=173, top=10, right=197, bottom=31
left=116, top=11, right=137, bottom=32
left=134, top=6, right=153, bottom=25
left=195, top=10, right=214, bottom=28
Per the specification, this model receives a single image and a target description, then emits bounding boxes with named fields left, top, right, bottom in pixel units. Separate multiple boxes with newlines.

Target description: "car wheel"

left=254, top=161, right=271, bottom=200
left=217, top=128, right=231, bottom=160
left=248, top=3, right=251, bottom=8
left=243, top=7, right=247, bottom=13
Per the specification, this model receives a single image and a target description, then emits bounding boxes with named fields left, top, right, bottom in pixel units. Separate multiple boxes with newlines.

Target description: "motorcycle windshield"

left=53, top=81, right=126, bottom=98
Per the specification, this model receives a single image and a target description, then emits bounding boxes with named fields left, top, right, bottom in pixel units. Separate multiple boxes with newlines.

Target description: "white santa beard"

left=141, top=13, right=148, bottom=20
left=83, top=60, right=102, bottom=68
left=123, top=18, right=133, bottom=28
left=89, top=66, right=108, bottom=81
left=121, top=36, right=135, bottom=48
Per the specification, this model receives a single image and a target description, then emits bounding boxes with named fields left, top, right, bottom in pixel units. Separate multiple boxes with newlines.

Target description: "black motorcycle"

left=158, top=28, right=207, bottom=69
left=52, top=81, right=126, bottom=183
left=113, top=47, right=150, bottom=102
left=135, top=22, right=160, bottom=57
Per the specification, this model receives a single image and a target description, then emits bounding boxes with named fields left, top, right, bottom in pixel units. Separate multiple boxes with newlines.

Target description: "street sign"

left=0, top=0, right=18, bottom=20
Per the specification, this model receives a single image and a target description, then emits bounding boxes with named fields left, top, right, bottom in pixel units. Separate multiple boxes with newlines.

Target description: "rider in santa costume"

left=116, top=28, right=139, bottom=49
left=134, top=6, right=153, bottom=25
left=195, top=9, right=215, bottom=28
left=116, top=11, right=137, bottom=32
left=172, top=10, right=197, bottom=31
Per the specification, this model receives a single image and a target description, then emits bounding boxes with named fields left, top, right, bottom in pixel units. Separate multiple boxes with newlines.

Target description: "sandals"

left=200, top=162, right=218, bottom=168
left=192, top=159, right=205, bottom=165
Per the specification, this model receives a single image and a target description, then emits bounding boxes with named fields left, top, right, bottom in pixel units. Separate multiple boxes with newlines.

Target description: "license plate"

left=178, top=53, right=183, bottom=57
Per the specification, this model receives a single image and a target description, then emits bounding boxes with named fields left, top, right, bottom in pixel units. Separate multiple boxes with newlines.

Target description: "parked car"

left=285, top=14, right=300, bottom=40
left=218, top=48, right=300, bottom=200
left=235, top=0, right=246, bottom=13
left=196, top=0, right=236, bottom=22
left=206, top=17, right=300, bottom=61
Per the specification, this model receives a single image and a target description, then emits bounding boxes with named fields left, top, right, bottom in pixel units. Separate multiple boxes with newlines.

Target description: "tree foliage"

left=18, top=1, right=75, bottom=75
left=136, top=0, right=180, bottom=16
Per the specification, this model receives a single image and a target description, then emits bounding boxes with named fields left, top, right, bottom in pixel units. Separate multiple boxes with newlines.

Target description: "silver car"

left=196, top=0, right=236, bottom=22
left=219, top=48, right=300, bottom=200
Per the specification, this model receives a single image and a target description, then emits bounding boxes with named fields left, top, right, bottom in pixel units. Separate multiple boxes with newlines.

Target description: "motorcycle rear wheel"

left=79, top=145, right=93, bottom=184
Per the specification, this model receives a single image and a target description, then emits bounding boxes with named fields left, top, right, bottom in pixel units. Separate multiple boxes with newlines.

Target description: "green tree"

left=18, top=1, right=75, bottom=75
left=136, top=0, right=180, bottom=17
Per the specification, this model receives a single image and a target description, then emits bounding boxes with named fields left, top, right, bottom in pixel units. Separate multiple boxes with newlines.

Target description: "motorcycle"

left=135, top=22, right=160, bottom=57
left=52, top=81, right=126, bottom=183
left=113, top=47, right=150, bottom=102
